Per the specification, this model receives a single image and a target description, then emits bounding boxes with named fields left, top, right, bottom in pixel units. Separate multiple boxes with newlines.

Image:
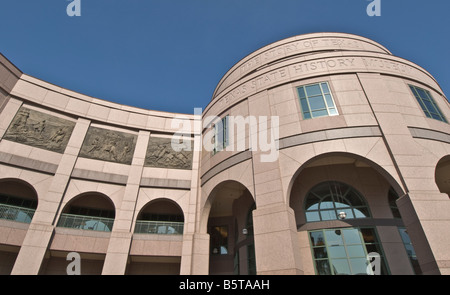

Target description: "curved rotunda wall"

left=200, top=32, right=450, bottom=275
left=212, top=32, right=392, bottom=98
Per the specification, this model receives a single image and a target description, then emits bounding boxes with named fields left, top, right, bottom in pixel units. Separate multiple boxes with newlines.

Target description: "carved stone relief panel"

left=145, top=136, right=193, bottom=170
left=3, top=107, right=76, bottom=153
left=79, top=126, right=137, bottom=165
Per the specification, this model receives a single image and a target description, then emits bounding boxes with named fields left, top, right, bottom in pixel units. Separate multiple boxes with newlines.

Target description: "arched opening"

left=0, top=179, right=38, bottom=274
left=127, top=199, right=184, bottom=275
left=57, top=193, right=115, bottom=232
left=0, top=179, right=38, bottom=224
left=207, top=180, right=255, bottom=275
left=289, top=153, right=415, bottom=275
left=435, top=155, right=450, bottom=197
left=134, top=199, right=184, bottom=235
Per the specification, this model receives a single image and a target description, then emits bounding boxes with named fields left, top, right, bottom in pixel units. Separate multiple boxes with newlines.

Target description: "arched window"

left=304, top=181, right=370, bottom=222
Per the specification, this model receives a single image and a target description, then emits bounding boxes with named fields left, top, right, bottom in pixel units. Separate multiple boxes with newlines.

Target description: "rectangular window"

left=297, top=82, right=338, bottom=119
left=213, top=115, right=229, bottom=154
left=409, top=85, right=447, bottom=123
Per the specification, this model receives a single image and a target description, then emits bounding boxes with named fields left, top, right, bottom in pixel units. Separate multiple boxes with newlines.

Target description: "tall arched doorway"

left=289, top=153, right=416, bottom=275
left=206, top=180, right=255, bottom=275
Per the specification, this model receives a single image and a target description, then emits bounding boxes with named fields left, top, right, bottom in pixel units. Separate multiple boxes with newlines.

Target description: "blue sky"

left=1, top=0, right=449, bottom=114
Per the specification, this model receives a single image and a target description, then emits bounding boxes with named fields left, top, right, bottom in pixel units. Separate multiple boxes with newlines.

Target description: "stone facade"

left=0, top=33, right=448, bottom=275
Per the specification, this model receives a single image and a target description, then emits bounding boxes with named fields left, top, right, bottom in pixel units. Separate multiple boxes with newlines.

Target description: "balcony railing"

left=57, top=213, right=114, bottom=232
left=0, top=203, right=35, bottom=223
left=134, top=220, right=184, bottom=235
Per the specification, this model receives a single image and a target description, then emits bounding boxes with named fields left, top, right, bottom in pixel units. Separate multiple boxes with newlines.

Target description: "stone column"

left=180, top=133, right=202, bottom=275
left=101, top=130, right=149, bottom=275
left=0, top=97, right=22, bottom=139
left=11, top=118, right=90, bottom=275
left=247, top=90, right=303, bottom=275
left=397, top=192, right=450, bottom=274
left=188, top=233, right=210, bottom=275
left=252, top=203, right=303, bottom=275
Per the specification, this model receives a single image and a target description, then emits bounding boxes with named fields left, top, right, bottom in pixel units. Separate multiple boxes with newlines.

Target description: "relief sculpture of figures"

left=3, top=107, right=76, bottom=153
left=145, top=137, right=193, bottom=170
left=79, top=126, right=137, bottom=165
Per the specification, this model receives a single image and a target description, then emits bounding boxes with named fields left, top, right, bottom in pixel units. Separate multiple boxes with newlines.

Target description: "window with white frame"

left=409, top=85, right=447, bottom=123
left=297, top=82, right=338, bottom=119
left=213, top=115, right=229, bottom=154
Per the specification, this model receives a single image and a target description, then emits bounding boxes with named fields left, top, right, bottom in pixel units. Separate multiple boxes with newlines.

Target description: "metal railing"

left=134, top=220, right=184, bottom=235
left=57, top=213, right=114, bottom=232
left=0, top=203, right=35, bottom=223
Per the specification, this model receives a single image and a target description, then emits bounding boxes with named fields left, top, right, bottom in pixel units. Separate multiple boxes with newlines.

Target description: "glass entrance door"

left=309, top=227, right=389, bottom=275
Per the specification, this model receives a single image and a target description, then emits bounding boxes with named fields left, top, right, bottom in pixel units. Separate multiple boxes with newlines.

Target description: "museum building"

left=0, top=32, right=448, bottom=275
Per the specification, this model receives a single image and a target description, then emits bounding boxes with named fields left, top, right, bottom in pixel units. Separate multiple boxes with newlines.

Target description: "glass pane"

left=321, top=83, right=330, bottom=94
left=297, top=87, right=306, bottom=99
left=320, top=196, right=334, bottom=209
left=328, top=246, right=347, bottom=258
left=312, top=182, right=331, bottom=197
left=334, top=198, right=351, bottom=208
left=313, top=247, right=328, bottom=259
left=337, top=208, right=354, bottom=219
left=303, top=112, right=311, bottom=119
left=365, top=244, right=379, bottom=255
left=300, top=98, right=310, bottom=112
left=328, top=108, right=338, bottom=115
left=310, top=231, right=326, bottom=247
left=423, top=99, right=437, bottom=114
left=404, top=244, right=416, bottom=257
left=306, top=211, right=320, bottom=222
left=305, top=194, right=320, bottom=210
left=331, top=259, right=351, bottom=275
left=315, top=260, right=332, bottom=275
left=347, top=245, right=366, bottom=257
left=413, top=94, right=428, bottom=112
left=325, top=229, right=344, bottom=246
left=305, top=84, right=322, bottom=96
left=430, top=112, right=443, bottom=121
left=324, top=94, right=335, bottom=107
left=361, top=228, right=376, bottom=244
left=349, top=258, right=369, bottom=275
left=320, top=210, right=337, bottom=221
left=345, top=191, right=365, bottom=206
left=343, top=228, right=362, bottom=245
left=312, top=109, right=329, bottom=118
left=308, top=95, right=326, bottom=110
left=354, top=207, right=370, bottom=218
left=416, top=88, right=428, bottom=99
left=398, top=228, right=411, bottom=244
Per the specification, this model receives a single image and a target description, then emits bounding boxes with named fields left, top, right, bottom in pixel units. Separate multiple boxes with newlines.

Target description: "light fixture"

left=338, top=211, right=347, bottom=220
left=242, top=228, right=248, bottom=235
